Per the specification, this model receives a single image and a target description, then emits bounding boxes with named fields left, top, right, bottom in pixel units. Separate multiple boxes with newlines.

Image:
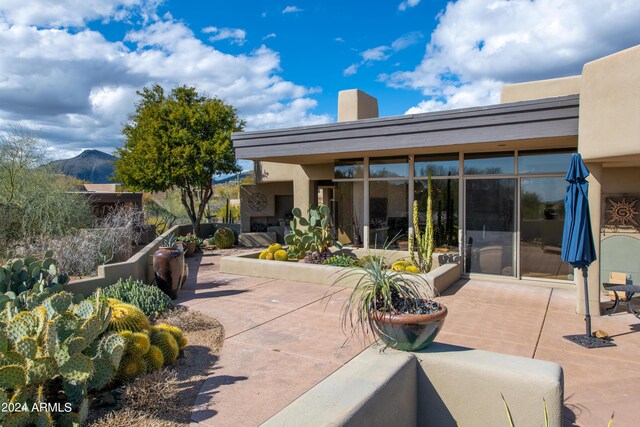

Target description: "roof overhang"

left=232, top=95, right=579, bottom=164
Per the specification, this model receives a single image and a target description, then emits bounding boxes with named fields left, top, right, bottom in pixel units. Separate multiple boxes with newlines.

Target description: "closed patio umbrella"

left=561, top=153, right=614, bottom=348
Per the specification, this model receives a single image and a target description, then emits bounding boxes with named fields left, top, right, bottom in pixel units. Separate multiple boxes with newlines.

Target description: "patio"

left=178, top=251, right=640, bottom=426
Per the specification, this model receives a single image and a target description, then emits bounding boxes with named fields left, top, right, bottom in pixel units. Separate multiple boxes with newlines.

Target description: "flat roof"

left=232, top=95, right=579, bottom=162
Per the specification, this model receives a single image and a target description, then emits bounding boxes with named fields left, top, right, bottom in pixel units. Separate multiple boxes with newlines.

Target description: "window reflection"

left=520, top=177, right=573, bottom=280
left=414, top=179, right=459, bottom=250
left=464, top=152, right=514, bottom=175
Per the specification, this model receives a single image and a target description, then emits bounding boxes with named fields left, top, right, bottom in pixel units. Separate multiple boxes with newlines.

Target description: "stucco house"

left=231, top=44, right=640, bottom=316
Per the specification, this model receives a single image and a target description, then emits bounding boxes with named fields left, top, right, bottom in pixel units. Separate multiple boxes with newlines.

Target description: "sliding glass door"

left=465, top=178, right=516, bottom=276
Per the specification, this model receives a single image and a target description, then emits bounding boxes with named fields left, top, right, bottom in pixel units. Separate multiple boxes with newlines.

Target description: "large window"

left=333, top=181, right=365, bottom=246
left=370, top=156, right=408, bottom=178
left=464, top=152, right=514, bottom=175
left=369, top=180, right=408, bottom=248
left=334, top=158, right=364, bottom=179
left=414, top=179, right=459, bottom=250
left=415, top=153, right=459, bottom=177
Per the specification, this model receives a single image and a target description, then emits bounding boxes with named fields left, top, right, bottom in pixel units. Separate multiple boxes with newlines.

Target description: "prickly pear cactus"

left=0, top=289, right=121, bottom=425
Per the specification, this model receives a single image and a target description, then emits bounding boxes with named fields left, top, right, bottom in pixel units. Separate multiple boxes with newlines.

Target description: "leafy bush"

left=101, top=277, right=174, bottom=316
left=323, top=254, right=355, bottom=267
left=213, top=227, right=235, bottom=249
left=0, top=290, right=124, bottom=426
left=285, top=204, right=342, bottom=259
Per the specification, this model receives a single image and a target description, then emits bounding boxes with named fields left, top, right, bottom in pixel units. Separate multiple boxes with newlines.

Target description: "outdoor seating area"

left=178, top=251, right=640, bottom=427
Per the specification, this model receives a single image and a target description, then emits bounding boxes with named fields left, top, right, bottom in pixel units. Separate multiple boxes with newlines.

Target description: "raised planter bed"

left=219, top=248, right=462, bottom=296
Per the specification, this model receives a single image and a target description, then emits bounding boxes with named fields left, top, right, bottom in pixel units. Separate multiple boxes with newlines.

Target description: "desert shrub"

left=213, top=227, right=235, bottom=248
left=15, top=206, right=145, bottom=277
left=304, top=251, right=331, bottom=264
left=101, top=277, right=174, bottom=316
left=323, top=254, right=355, bottom=267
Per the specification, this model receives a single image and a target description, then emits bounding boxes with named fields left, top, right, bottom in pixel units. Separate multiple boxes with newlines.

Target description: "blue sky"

left=1, top=0, right=640, bottom=164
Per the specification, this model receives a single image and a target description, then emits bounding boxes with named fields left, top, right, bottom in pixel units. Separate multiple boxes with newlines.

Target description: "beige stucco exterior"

left=501, top=75, right=582, bottom=103
left=237, top=45, right=640, bottom=317
left=337, top=89, right=379, bottom=122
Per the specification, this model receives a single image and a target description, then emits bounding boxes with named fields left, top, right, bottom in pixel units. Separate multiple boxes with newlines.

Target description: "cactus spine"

left=410, top=172, right=435, bottom=273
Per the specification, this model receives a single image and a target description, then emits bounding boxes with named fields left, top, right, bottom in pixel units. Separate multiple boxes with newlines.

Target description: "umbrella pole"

left=582, top=267, right=592, bottom=336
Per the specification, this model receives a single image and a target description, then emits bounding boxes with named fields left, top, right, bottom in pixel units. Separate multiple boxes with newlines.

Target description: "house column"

left=293, top=166, right=316, bottom=215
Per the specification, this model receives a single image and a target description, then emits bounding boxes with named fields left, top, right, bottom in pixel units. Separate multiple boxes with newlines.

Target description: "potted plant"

left=177, top=233, right=200, bottom=257
left=335, top=249, right=447, bottom=351
left=152, top=233, right=185, bottom=299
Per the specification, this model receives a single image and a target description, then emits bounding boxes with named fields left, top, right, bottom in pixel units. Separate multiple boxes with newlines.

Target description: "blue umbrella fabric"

left=561, top=153, right=597, bottom=338
left=561, top=153, right=597, bottom=268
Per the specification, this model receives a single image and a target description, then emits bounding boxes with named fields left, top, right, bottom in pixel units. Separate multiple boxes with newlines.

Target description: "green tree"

left=115, top=84, right=243, bottom=234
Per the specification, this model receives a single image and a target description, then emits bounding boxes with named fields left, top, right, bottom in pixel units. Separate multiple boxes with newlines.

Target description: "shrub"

left=323, top=254, right=354, bottom=267
left=101, top=277, right=174, bottom=316
left=213, top=227, right=235, bottom=249
left=304, top=251, right=331, bottom=264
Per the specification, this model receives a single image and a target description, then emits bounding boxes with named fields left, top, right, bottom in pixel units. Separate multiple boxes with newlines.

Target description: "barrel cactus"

left=149, top=328, right=179, bottom=366
left=213, top=227, right=235, bottom=249
left=265, top=252, right=274, bottom=260
left=119, top=353, right=148, bottom=380
left=107, top=301, right=151, bottom=332
left=274, top=250, right=288, bottom=261
left=154, top=323, right=187, bottom=349
left=268, top=243, right=282, bottom=254
left=144, top=345, right=165, bottom=371
left=259, top=250, right=269, bottom=260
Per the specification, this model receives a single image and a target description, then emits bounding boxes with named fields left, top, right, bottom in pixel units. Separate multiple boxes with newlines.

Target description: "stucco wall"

left=240, top=182, right=293, bottom=233
left=500, top=76, right=581, bottom=103
left=579, top=45, right=640, bottom=161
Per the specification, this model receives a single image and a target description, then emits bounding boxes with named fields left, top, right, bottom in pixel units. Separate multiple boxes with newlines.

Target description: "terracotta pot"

left=153, top=246, right=185, bottom=299
left=184, top=241, right=197, bottom=257
left=373, top=304, right=447, bottom=351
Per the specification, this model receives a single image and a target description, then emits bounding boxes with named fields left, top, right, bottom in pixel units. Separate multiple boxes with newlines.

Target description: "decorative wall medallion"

left=604, top=196, right=640, bottom=232
left=248, top=192, right=267, bottom=212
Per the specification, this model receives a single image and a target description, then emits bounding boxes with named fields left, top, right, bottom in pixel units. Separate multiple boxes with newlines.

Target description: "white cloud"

left=343, top=64, right=359, bottom=76
left=386, top=0, right=640, bottom=113
left=0, top=7, right=330, bottom=157
left=361, top=46, right=390, bottom=62
left=262, top=33, right=276, bottom=40
left=203, top=26, right=247, bottom=45
left=335, top=37, right=344, bottom=42
left=0, top=0, right=159, bottom=27
left=398, top=0, right=421, bottom=12
left=282, top=6, right=303, bottom=14
left=346, top=32, right=422, bottom=75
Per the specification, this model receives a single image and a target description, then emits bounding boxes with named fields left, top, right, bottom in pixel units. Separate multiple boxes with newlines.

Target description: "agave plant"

left=334, top=247, right=437, bottom=342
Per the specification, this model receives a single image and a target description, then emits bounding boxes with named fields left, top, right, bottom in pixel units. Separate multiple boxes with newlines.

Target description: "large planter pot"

left=374, top=304, right=448, bottom=351
left=153, top=246, right=185, bottom=299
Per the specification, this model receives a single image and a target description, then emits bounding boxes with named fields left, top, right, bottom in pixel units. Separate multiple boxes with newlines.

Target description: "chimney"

left=337, top=89, right=378, bottom=122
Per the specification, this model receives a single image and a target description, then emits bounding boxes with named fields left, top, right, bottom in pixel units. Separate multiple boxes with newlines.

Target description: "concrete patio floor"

left=178, top=251, right=640, bottom=427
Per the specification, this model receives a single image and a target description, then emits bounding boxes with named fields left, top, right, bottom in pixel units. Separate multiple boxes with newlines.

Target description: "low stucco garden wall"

left=219, top=248, right=462, bottom=295
left=263, top=343, right=564, bottom=427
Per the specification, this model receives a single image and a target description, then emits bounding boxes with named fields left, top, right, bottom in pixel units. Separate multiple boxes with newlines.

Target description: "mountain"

left=49, top=149, right=117, bottom=184
left=213, top=170, right=253, bottom=184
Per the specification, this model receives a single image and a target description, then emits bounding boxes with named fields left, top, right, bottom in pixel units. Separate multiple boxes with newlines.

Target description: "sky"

left=1, top=0, right=640, bottom=167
